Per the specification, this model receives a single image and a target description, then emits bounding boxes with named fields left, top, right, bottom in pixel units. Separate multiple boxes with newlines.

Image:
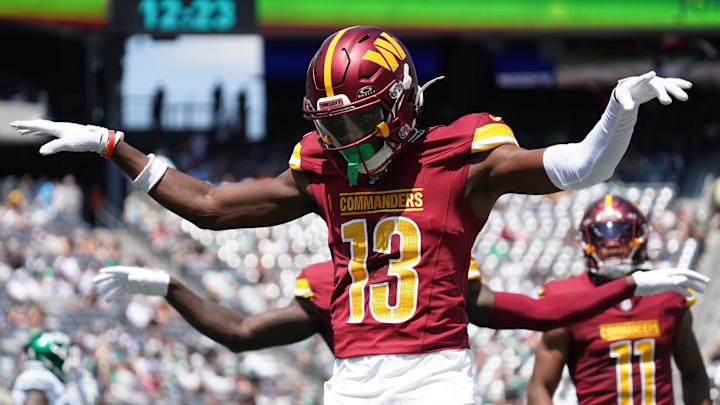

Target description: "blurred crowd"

left=0, top=174, right=712, bottom=404
left=0, top=175, right=328, bottom=404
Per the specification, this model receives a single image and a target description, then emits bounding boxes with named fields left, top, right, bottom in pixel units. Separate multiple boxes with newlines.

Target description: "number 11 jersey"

left=540, top=272, right=693, bottom=405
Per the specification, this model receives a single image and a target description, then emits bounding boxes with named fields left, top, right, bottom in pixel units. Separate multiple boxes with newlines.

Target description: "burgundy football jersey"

left=295, top=261, right=335, bottom=353
left=541, top=272, right=693, bottom=405
left=293, top=258, right=484, bottom=356
left=289, top=113, right=518, bottom=358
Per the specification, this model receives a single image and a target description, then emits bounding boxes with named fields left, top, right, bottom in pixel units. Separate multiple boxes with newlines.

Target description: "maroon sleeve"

left=488, top=277, right=634, bottom=331
left=288, top=132, right=326, bottom=175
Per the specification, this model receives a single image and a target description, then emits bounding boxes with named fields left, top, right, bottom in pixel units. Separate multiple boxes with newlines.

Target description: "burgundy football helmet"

left=579, top=194, right=649, bottom=278
left=303, top=26, right=442, bottom=185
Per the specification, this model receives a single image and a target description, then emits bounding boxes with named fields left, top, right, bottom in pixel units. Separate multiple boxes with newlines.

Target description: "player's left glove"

left=613, top=71, right=692, bottom=111
left=93, top=266, right=170, bottom=302
left=631, top=268, right=709, bottom=297
left=9, top=119, right=123, bottom=158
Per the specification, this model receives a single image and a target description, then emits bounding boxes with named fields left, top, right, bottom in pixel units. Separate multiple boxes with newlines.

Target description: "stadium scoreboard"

left=111, top=0, right=255, bottom=34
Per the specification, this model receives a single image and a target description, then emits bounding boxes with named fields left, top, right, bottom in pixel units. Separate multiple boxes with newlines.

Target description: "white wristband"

left=132, top=153, right=169, bottom=193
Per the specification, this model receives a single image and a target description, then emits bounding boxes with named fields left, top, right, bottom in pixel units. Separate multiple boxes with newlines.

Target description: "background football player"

left=12, top=331, right=98, bottom=405
left=527, top=194, right=711, bottom=405
left=12, top=26, right=700, bottom=404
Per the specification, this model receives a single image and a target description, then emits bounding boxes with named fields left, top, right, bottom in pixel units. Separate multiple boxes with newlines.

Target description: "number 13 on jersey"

left=341, top=217, right=420, bottom=324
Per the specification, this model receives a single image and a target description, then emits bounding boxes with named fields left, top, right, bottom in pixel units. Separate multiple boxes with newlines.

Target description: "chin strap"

left=342, top=143, right=375, bottom=186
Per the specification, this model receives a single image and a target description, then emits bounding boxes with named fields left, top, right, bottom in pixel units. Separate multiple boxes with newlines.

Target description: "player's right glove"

left=9, top=119, right=123, bottom=158
left=613, top=71, right=692, bottom=111
left=631, top=268, right=709, bottom=297
left=93, top=266, right=170, bottom=302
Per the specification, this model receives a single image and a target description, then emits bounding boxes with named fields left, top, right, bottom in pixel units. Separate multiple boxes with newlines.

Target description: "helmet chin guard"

left=589, top=257, right=636, bottom=279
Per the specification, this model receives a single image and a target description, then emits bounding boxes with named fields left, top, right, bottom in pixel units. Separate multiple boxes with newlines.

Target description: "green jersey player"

left=12, top=331, right=76, bottom=405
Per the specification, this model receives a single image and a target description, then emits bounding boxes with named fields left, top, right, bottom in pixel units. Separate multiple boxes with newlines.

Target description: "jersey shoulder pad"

left=294, top=275, right=313, bottom=299
left=669, top=288, right=696, bottom=308
left=294, top=261, right=333, bottom=299
left=422, top=113, right=518, bottom=160
left=467, top=256, right=482, bottom=281
left=469, top=113, right=518, bottom=154
left=289, top=132, right=325, bottom=175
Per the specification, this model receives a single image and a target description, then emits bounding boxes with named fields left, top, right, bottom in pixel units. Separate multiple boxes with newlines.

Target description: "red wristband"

left=104, top=130, right=117, bottom=159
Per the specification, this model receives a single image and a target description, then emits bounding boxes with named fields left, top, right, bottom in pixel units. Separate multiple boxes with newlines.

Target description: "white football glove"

left=632, top=268, right=709, bottom=297
left=9, top=119, right=123, bottom=156
left=93, top=266, right=170, bottom=302
left=613, top=71, right=692, bottom=111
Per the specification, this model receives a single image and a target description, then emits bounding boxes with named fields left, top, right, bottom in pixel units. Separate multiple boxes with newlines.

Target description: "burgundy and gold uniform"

left=293, top=258, right=485, bottom=355
left=294, top=261, right=335, bottom=353
left=541, top=273, right=694, bottom=405
left=290, top=113, right=517, bottom=358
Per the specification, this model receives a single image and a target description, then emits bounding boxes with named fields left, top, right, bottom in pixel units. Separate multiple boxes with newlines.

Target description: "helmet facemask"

left=580, top=195, right=649, bottom=280
left=582, top=221, right=645, bottom=279
left=305, top=63, right=418, bottom=185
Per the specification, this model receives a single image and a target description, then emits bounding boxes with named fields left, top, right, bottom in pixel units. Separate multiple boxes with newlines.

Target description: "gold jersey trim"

left=294, top=278, right=313, bottom=298
left=289, top=142, right=302, bottom=171
left=471, top=123, right=518, bottom=154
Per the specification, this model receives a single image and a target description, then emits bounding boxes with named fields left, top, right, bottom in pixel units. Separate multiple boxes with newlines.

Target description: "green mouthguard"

left=342, top=143, right=376, bottom=186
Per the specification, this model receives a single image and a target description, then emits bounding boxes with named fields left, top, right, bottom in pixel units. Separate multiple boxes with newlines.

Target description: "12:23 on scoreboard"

left=113, top=0, right=255, bottom=33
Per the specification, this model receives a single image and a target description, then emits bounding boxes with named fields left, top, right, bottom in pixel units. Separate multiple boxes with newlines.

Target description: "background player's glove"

left=93, top=266, right=170, bottom=302
left=9, top=119, right=124, bottom=158
left=613, top=71, right=692, bottom=111
left=631, top=268, right=709, bottom=297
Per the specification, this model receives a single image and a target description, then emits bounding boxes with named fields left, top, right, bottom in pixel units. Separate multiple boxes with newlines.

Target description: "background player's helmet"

left=25, top=331, right=73, bottom=381
left=579, top=194, right=649, bottom=278
left=303, top=26, right=440, bottom=185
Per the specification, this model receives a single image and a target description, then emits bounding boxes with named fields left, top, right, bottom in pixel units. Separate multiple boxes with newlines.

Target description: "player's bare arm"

left=113, top=141, right=317, bottom=229
left=465, top=269, right=706, bottom=331
left=165, top=277, right=321, bottom=352
left=465, top=72, right=692, bottom=218
left=527, top=328, right=569, bottom=405
left=671, top=311, right=711, bottom=405
left=9, top=121, right=317, bottom=230
left=94, top=267, right=322, bottom=352
left=22, top=390, right=48, bottom=405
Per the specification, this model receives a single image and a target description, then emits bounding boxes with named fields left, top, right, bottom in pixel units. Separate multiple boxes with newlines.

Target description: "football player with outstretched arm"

left=93, top=257, right=704, bottom=356
left=527, top=195, right=711, bottom=405
left=12, top=26, right=706, bottom=404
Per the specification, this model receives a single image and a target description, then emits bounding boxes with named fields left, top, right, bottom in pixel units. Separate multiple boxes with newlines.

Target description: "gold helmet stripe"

left=323, top=27, right=350, bottom=97
left=604, top=194, right=613, bottom=209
